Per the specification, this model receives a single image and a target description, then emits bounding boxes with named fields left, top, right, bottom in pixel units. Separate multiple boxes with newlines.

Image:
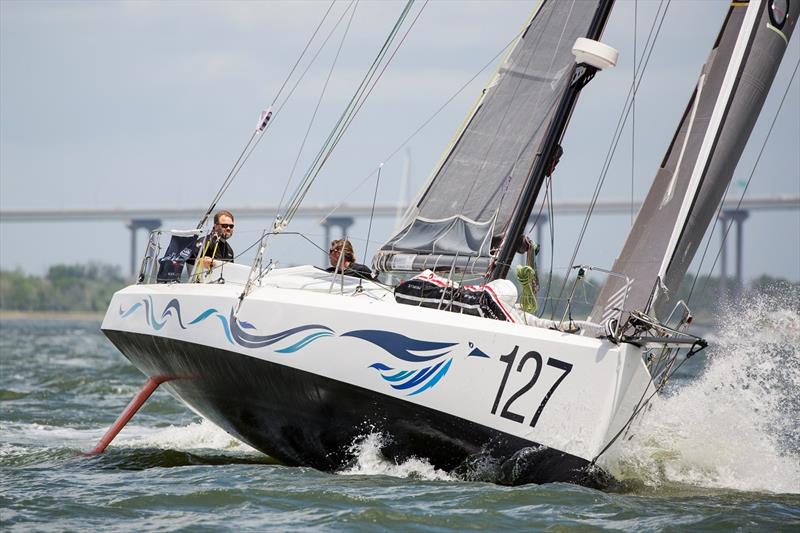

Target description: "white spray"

left=606, top=291, right=800, bottom=494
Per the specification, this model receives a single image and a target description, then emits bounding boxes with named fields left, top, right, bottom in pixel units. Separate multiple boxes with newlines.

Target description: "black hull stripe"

left=103, top=329, right=611, bottom=487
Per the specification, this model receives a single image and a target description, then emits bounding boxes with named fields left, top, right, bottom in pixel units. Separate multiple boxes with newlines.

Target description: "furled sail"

left=589, top=0, right=798, bottom=325
left=374, top=0, right=603, bottom=274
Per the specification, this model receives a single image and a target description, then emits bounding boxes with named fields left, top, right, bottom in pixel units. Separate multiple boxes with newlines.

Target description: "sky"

left=1, top=0, right=798, bottom=283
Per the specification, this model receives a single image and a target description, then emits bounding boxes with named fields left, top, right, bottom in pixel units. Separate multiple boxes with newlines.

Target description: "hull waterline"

left=104, top=329, right=610, bottom=486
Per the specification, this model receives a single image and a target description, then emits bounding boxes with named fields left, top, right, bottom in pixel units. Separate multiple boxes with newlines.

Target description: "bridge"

left=1, top=196, right=797, bottom=222
left=2, top=196, right=797, bottom=288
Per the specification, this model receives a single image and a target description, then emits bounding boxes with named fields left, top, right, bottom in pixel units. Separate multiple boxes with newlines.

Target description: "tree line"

left=0, top=262, right=796, bottom=319
left=0, top=263, right=125, bottom=312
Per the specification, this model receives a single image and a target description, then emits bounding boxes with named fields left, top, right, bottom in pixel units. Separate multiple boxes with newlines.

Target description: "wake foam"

left=0, top=418, right=257, bottom=457
left=607, top=291, right=800, bottom=494
left=116, top=418, right=258, bottom=453
left=338, top=432, right=453, bottom=481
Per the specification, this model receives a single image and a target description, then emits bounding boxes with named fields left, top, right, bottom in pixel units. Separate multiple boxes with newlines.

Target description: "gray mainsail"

left=374, top=0, right=603, bottom=274
left=589, top=0, right=798, bottom=325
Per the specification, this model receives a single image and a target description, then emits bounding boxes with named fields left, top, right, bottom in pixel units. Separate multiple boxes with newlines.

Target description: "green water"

left=1, top=313, right=798, bottom=531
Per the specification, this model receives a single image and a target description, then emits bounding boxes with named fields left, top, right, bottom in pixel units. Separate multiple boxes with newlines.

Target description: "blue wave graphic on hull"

left=276, top=331, right=334, bottom=353
left=341, top=330, right=456, bottom=362
left=368, top=359, right=454, bottom=396
left=345, top=329, right=487, bottom=396
left=119, top=297, right=332, bottom=352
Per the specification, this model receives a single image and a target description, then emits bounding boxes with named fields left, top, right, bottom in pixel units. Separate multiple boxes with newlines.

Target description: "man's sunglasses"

left=218, top=224, right=234, bottom=229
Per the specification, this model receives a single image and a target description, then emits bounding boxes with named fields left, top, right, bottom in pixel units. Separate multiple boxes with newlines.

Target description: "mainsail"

left=590, top=0, right=798, bottom=324
left=374, top=0, right=606, bottom=275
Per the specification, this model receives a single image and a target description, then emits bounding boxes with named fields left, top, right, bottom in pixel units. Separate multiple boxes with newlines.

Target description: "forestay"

left=374, top=0, right=601, bottom=274
left=590, top=0, right=798, bottom=324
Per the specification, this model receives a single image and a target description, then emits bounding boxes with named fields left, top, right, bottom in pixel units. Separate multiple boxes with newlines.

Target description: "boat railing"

left=136, top=228, right=204, bottom=285
left=235, top=230, right=391, bottom=308
left=136, top=230, right=162, bottom=284
left=562, top=265, right=631, bottom=339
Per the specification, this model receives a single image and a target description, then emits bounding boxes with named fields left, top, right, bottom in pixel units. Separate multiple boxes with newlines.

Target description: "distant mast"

left=590, top=0, right=799, bottom=325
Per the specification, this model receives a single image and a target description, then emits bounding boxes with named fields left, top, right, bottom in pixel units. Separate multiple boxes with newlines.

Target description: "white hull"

left=102, top=265, right=654, bottom=485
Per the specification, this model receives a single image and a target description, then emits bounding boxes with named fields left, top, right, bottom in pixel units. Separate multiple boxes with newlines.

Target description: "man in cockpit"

left=190, top=210, right=235, bottom=269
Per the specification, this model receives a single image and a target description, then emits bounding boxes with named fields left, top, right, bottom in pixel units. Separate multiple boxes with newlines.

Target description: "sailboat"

left=97, top=0, right=797, bottom=486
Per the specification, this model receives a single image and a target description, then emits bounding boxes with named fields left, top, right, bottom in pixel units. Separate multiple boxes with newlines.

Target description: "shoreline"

left=0, top=310, right=104, bottom=321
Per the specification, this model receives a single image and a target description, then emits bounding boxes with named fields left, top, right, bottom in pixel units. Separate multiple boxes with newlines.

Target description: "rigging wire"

left=534, top=176, right=558, bottom=316
left=689, top=56, right=800, bottom=303
left=272, top=1, right=339, bottom=111
left=550, top=0, right=671, bottom=318
left=281, top=0, right=419, bottom=223
left=631, top=0, right=637, bottom=227
left=331, top=0, right=430, bottom=147
left=197, top=1, right=337, bottom=229
left=277, top=1, right=359, bottom=225
left=223, top=0, right=357, bottom=223
left=360, top=163, right=384, bottom=289
left=271, top=1, right=352, bottom=120
left=278, top=0, right=421, bottom=230
left=591, top=348, right=695, bottom=465
left=317, top=26, right=527, bottom=227
left=594, top=51, right=800, bottom=469
left=460, top=0, right=578, bottom=285
left=304, top=0, right=430, bottom=227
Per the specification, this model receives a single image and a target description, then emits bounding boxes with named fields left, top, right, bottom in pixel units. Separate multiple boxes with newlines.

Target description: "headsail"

left=374, top=0, right=605, bottom=275
left=590, top=0, right=798, bottom=324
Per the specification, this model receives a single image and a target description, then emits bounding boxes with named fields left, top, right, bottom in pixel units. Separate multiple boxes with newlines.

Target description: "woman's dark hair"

left=330, top=239, right=356, bottom=264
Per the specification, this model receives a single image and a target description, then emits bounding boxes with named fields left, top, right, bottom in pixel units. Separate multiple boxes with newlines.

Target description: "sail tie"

left=516, top=265, right=538, bottom=314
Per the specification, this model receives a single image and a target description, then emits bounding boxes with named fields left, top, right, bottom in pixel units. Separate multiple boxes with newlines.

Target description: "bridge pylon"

left=127, top=218, right=161, bottom=278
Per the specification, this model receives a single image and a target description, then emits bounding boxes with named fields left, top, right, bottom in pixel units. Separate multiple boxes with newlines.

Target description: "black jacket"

left=188, top=234, right=234, bottom=265
left=326, top=262, right=374, bottom=279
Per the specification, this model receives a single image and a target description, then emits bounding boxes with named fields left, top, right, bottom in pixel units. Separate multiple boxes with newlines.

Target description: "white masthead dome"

left=572, top=37, right=618, bottom=70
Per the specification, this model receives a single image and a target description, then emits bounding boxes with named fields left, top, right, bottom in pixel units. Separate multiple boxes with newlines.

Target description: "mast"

left=490, top=0, right=615, bottom=280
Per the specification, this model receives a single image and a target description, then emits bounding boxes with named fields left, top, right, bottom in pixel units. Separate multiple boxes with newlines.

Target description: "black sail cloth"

left=374, top=0, right=601, bottom=273
left=589, top=0, right=799, bottom=325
